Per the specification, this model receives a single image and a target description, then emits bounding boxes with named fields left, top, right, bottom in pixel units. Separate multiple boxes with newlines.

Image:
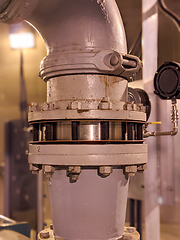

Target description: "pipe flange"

left=29, top=143, right=147, bottom=166
left=38, top=227, right=140, bottom=240
left=28, top=109, right=146, bottom=123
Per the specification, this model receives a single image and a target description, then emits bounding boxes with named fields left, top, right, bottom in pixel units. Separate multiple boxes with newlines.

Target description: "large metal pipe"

left=49, top=169, right=129, bottom=239
left=0, top=1, right=146, bottom=240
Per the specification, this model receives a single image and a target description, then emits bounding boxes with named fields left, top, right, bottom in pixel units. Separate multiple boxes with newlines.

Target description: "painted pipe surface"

left=49, top=169, right=129, bottom=240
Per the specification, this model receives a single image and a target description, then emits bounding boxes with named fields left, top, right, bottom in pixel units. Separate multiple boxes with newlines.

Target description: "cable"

left=158, top=0, right=180, bottom=31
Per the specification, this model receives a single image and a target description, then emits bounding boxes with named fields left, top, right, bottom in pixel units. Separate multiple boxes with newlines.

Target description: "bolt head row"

left=123, top=102, right=146, bottom=113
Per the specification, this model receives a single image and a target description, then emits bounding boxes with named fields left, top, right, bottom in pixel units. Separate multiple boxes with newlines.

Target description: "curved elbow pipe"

left=0, top=0, right=142, bottom=81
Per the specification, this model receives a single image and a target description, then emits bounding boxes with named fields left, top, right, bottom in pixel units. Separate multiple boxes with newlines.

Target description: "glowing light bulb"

left=9, top=32, right=35, bottom=49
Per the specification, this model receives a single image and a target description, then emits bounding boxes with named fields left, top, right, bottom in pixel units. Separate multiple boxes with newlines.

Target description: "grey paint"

left=29, top=144, right=148, bottom=166
left=49, top=168, right=129, bottom=239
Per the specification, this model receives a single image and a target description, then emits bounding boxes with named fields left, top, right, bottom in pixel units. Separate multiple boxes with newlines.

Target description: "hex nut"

left=126, top=227, right=136, bottom=234
left=44, top=165, right=55, bottom=173
left=68, top=166, right=81, bottom=174
left=42, top=102, right=49, bottom=111
left=29, top=102, right=38, bottom=112
left=110, top=53, right=120, bottom=66
left=137, top=103, right=146, bottom=113
left=99, top=97, right=112, bottom=110
left=137, top=163, right=147, bottom=173
left=125, top=165, right=137, bottom=173
left=43, top=165, right=55, bottom=178
left=128, top=172, right=136, bottom=177
left=127, top=103, right=134, bottom=111
left=49, top=102, right=54, bottom=111
left=39, top=231, right=50, bottom=239
left=99, top=166, right=113, bottom=177
left=53, top=101, right=60, bottom=110
left=124, top=166, right=137, bottom=177
left=29, top=164, right=40, bottom=174
left=70, top=174, right=79, bottom=182
left=67, top=166, right=81, bottom=183
left=122, top=235, right=133, bottom=240
left=69, top=101, right=82, bottom=110
left=123, top=227, right=140, bottom=240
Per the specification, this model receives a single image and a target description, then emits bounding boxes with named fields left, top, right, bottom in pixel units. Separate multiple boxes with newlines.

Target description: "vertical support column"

left=142, top=1, right=160, bottom=240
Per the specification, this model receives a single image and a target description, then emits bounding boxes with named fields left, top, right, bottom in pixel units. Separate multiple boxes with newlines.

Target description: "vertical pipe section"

left=142, top=1, right=160, bottom=240
left=49, top=169, right=129, bottom=240
left=37, top=170, right=44, bottom=233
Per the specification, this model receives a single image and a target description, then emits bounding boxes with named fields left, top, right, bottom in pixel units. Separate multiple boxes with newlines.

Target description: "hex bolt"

left=29, top=164, right=40, bottom=175
left=29, top=102, right=38, bottom=112
left=70, top=174, right=79, bottom=182
left=137, top=103, right=146, bottom=113
left=126, top=227, right=136, bottom=234
left=99, top=97, right=112, bottom=110
left=98, top=166, right=113, bottom=177
left=42, top=102, right=49, bottom=111
left=122, top=235, right=133, bottom=240
left=39, top=231, right=50, bottom=239
left=110, top=53, right=120, bottom=66
left=101, top=97, right=109, bottom=102
left=127, top=102, right=134, bottom=111
left=125, top=165, right=137, bottom=177
left=67, top=166, right=81, bottom=183
left=50, top=224, right=53, bottom=230
left=123, top=102, right=136, bottom=111
left=69, top=101, right=81, bottom=110
left=43, top=165, right=55, bottom=178
left=48, top=102, right=54, bottom=111
left=68, top=166, right=81, bottom=174
left=137, top=163, right=147, bottom=173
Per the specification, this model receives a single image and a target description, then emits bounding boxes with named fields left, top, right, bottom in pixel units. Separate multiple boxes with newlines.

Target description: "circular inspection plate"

left=154, top=62, right=180, bottom=99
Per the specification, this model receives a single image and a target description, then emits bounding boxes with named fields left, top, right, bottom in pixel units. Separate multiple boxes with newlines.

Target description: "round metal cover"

left=154, top=62, right=180, bottom=99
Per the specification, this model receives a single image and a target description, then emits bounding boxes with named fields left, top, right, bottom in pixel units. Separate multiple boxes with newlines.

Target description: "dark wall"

left=158, top=0, right=180, bottom=65
left=116, top=0, right=142, bottom=55
left=116, top=0, right=180, bottom=67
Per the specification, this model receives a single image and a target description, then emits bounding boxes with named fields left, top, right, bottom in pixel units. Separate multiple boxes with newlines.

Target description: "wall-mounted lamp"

left=8, top=22, right=35, bottom=124
left=9, top=22, right=35, bottom=49
left=9, top=32, right=35, bottom=49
